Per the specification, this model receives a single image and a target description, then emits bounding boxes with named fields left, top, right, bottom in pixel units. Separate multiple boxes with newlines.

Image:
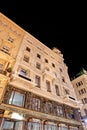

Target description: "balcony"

left=18, top=74, right=31, bottom=82
left=62, top=95, right=78, bottom=106
left=10, top=72, right=37, bottom=90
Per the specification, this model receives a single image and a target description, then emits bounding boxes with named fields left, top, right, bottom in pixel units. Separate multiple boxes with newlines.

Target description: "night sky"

left=0, top=1, right=87, bottom=79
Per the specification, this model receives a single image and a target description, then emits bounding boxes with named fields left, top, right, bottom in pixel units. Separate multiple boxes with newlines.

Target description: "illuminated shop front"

left=0, top=85, right=82, bottom=130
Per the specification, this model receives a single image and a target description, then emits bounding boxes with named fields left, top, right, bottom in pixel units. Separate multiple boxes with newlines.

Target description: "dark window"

left=23, top=55, right=29, bottom=63
left=46, top=80, right=51, bottom=92
left=37, top=53, right=41, bottom=59
left=45, top=58, right=48, bottom=63
left=52, top=63, right=55, bottom=68
left=8, top=36, right=14, bottom=43
left=55, top=85, right=60, bottom=96
left=36, top=62, right=41, bottom=70
left=26, top=47, right=30, bottom=52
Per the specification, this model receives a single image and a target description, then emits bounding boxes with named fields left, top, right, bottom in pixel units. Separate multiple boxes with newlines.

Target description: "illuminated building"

left=72, top=68, right=87, bottom=130
left=0, top=13, right=83, bottom=130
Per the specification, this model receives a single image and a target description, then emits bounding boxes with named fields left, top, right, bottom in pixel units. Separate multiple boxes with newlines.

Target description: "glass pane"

left=3, top=121, right=14, bottom=129
left=31, top=122, right=40, bottom=130
left=13, top=92, right=24, bottom=106
left=9, top=91, right=14, bottom=104
left=14, top=121, right=23, bottom=130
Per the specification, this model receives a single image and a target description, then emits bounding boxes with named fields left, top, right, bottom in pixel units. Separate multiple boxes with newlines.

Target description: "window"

left=37, top=53, right=41, bottom=59
left=32, top=97, right=40, bottom=111
left=3, top=120, right=14, bottom=130
left=26, top=47, right=30, bottom=52
left=1, top=45, right=10, bottom=55
left=44, top=124, right=57, bottom=130
left=84, top=109, right=87, bottom=116
left=78, top=88, right=86, bottom=95
left=82, top=98, right=87, bottom=104
left=36, top=62, right=41, bottom=70
left=59, top=68, right=62, bottom=72
left=62, top=77, right=65, bottom=83
left=55, top=85, right=60, bottom=96
left=44, top=101, right=53, bottom=114
left=23, top=55, right=29, bottom=63
left=45, top=58, right=48, bottom=63
left=35, top=75, right=40, bottom=87
left=8, top=36, right=14, bottom=43
left=28, top=122, right=41, bottom=130
left=64, top=88, right=70, bottom=95
left=56, top=105, right=63, bottom=116
left=20, top=69, right=27, bottom=76
left=46, top=80, right=51, bottom=92
left=9, top=91, right=25, bottom=107
left=52, top=63, right=55, bottom=68
left=0, top=63, right=3, bottom=70
left=76, top=81, right=83, bottom=87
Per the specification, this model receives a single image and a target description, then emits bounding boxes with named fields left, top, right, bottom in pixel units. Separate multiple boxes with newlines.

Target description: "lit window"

left=9, top=91, right=25, bottom=107
left=3, top=120, right=14, bottom=130
left=20, top=69, right=27, bottom=76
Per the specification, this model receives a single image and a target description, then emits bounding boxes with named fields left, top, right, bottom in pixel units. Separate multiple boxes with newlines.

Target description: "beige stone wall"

left=72, top=74, right=87, bottom=117
left=0, top=13, right=25, bottom=59
left=11, top=32, right=78, bottom=107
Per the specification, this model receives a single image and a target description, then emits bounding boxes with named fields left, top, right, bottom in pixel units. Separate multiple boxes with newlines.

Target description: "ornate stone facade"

left=0, top=13, right=83, bottom=130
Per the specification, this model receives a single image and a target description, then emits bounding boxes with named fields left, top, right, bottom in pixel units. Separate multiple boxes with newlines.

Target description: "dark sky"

left=0, top=1, right=87, bottom=79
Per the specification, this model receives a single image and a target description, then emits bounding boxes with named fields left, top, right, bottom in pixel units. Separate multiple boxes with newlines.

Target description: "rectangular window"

left=8, top=36, right=14, bottom=43
left=46, top=80, right=51, bottom=92
left=36, top=62, right=41, bottom=70
left=55, top=85, right=60, bottom=96
left=0, top=63, right=3, bottom=70
left=23, top=55, right=29, bottom=63
left=35, top=75, right=40, bottom=87
left=52, top=63, right=55, bottom=68
left=56, top=105, right=63, bottom=117
left=37, top=53, right=41, bottom=59
left=45, top=58, right=48, bottom=63
left=26, top=47, right=30, bottom=52
left=20, top=69, right=27, bottom=76
left=32, top=98, right=40, bottom=111
left=3, top=120, right=14, bottom=130
left=9, top=91, right=25, bottom=107
left=1, top=45, right=10, bottom=55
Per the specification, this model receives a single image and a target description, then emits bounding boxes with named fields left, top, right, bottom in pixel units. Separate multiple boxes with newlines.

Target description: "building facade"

left=0, top=13, right=83, bottom=130
left=72, top=69, right=87, bottom=130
